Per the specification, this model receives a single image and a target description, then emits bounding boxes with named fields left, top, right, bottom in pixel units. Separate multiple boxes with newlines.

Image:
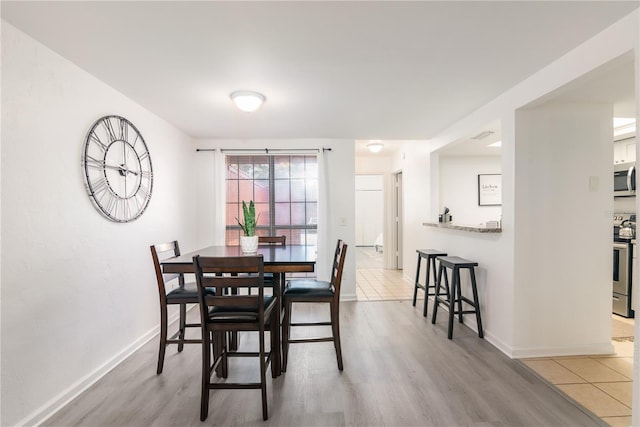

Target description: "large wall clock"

left=82, top=115, right=153, bottom=223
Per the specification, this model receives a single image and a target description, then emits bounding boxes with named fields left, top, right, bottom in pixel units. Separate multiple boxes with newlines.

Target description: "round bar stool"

left=413, top=249, right=448, bottom=316
left=431, top=256, right=484, bottom=339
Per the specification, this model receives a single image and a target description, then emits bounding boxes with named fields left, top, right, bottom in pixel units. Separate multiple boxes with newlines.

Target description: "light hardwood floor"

left=44, top=301, right=605, bottom=427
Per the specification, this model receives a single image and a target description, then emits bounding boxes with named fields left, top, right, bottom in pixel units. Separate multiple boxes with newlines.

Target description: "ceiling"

left=2, top=1, right=638, bottom=141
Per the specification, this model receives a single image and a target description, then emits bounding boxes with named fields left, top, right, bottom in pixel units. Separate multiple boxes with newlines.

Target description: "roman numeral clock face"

left=82, top=115, right=153, bottom=222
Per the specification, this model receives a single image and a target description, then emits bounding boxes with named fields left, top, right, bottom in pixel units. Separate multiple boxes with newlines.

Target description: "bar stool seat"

left=413, top=249, right=448, bottom=316
left=431, top=256, right=484, bottom=339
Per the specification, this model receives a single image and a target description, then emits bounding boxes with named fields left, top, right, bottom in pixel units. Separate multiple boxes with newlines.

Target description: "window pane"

left=275, top=203, right=290, bottom=224
left=253, top=156, right=269, bottom=179
left=254, top=180, right=269, bottom=203
left=254, top=203, right=269, bottom=225
left=274, top=179, right=290, bottom=202
left=274, top=157, right=290, bottom=179
left=239, top=180, right=253, bottom=203
left=290, top=229, right=303, bottom=245
left=305, top=178, right=318, bottom=201
left=238, top=158, right=253, bottom=179
left=306, top=202, right=317, bottom=225
left=291, top=203, right=306, bottom=225
left=227, top=180, right=238, bottom=201
left=290, top=179, right=305, bottom=202
left=226, top=229, right=240, bottom=245
left=304, top=229, right=318, bottom=246
left=227, top=157, right=239, bottom=179
left=290, top=156, right=305, bottom=178
left=227, top=203, right=240, bottom=224
left=305, top=157, right=318, bottom=179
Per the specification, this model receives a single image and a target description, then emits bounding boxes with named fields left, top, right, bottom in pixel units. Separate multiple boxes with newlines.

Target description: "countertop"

left=422, top=221, right=502, bottom=233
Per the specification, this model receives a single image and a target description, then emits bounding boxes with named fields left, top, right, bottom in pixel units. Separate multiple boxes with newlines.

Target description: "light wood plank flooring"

left=44, top=301, right=605, bottom=426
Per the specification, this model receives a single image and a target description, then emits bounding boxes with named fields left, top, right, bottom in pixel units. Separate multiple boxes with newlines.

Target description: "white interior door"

left=355, top=175, right=383, bottom=246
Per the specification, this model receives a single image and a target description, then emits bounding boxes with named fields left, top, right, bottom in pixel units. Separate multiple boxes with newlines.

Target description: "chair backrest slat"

left=150, top=241, right=185, bottom=301
left=330, top=240, right=348, bottom=299
left=258, top=235, right=286, bottom=246
left=193, top=255, right=266, bottom=322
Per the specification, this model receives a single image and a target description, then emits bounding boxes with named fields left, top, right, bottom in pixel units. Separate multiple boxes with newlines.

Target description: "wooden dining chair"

left=150, top=241, right=208, bottom=374
left=193, top=254, right=279, bottom=421
left=282, top=239, right=348, bottom=372
left=258, top=235, right=286, bottom=288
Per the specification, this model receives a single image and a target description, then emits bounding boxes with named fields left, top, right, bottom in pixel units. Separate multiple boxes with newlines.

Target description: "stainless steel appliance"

left=614, top=162, right=636, bottom=197
left=613, top=213, right=635, bottom=317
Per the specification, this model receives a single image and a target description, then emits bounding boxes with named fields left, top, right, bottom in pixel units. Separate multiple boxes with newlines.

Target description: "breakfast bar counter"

left=422, top=222, right=502, bottom=233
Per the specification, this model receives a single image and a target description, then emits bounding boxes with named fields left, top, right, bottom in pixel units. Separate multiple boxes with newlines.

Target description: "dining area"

left=151, top=238, right=348, bottom=421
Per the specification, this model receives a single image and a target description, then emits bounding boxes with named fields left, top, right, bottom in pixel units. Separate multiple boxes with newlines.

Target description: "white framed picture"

left=478, top=174, right=502, bottom=206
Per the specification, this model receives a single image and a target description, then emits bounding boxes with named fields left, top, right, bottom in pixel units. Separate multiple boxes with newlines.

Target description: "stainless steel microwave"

left=614, top=162, right=636, bottom=197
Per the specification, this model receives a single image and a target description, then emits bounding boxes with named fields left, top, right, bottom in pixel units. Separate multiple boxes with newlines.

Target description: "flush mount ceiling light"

left=488, top=141, right=502, bottom=147
left=367, top=141, right=384, bottom=153
left=230, top=90, right=266, bottom=112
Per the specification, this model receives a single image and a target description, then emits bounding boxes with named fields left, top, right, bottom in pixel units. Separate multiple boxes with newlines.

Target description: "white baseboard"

left=341, top=292, right=358, bottom=301
left=511, top=342, right=615, bottom=359
left=18, top=313, right=180, bottom=427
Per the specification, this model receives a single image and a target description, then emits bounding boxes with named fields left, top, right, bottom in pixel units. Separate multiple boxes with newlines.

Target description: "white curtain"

left=316, top=149, right=330, bottom=281
left=212, top=150, right=226, bottom=245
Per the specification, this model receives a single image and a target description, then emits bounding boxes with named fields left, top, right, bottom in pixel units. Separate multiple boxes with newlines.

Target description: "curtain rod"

left=196, top=148, right=332, bottom=153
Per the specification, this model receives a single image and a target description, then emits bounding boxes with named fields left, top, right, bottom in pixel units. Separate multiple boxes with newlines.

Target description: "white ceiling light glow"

left=367, top=141, right=384, bottom=153
left=230, top=91, right=266, bottom=112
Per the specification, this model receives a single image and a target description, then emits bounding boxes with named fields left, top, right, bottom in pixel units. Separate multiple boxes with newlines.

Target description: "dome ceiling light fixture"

left=230, top=90, right=266, bottom=112
left=367, top=141, right=384, bottom=153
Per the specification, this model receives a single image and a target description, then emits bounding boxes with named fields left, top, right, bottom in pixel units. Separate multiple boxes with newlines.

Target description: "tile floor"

left=521, top=317, right=635, bottom=427
left=356, top=246, right=636, bottom=427
left=355, top=247, right=415, bottom=301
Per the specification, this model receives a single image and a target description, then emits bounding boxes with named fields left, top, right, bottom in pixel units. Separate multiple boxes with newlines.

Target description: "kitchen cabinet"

left=614, top=137, right=636, bottom=164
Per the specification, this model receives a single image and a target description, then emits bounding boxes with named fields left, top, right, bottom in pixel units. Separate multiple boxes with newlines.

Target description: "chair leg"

left=220, top=331, right=229, bottom=378
left=178, top=303, right=187, bottom=352
left=157, top=305, right=168, bottom=375
left=200, top=329, right=211, bottom=421
left=282, top=299, right=292, bottom=372
left=331, top=301, right=344, bottom=371
left=270, top=309, right=279, bottom=379
left=259, top=324, right=268, bottom=421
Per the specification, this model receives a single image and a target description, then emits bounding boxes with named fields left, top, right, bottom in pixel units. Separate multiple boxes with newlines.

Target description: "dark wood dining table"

left=160, top=244, right=317, bottom=376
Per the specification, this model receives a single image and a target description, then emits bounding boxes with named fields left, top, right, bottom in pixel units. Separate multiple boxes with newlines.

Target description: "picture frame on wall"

left=478, top=174, right=502, bottom=206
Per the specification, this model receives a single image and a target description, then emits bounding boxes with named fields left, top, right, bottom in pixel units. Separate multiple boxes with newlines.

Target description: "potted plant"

left=236, top=200, right=260, bottom=253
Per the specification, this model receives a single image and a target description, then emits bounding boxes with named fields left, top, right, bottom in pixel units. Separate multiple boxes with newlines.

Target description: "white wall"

left=439, top=156, right=502, bottom=225
left=1, top=23, right=198, bottom=426
left=513, top=102, right=613, bottom=356
left=191, top=139, right=357, bottom=301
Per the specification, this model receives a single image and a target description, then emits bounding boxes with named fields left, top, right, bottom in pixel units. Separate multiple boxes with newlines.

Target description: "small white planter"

left=240, top=235, right=259, bottom=253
